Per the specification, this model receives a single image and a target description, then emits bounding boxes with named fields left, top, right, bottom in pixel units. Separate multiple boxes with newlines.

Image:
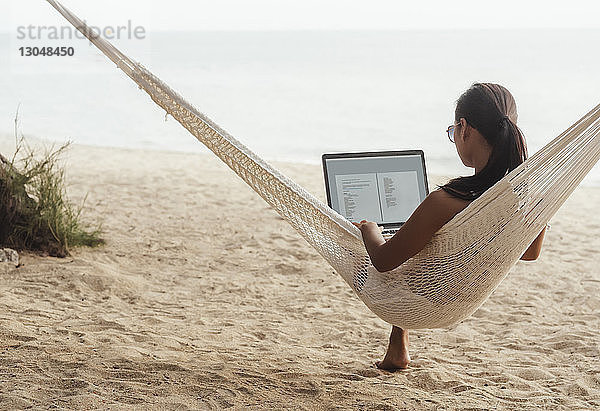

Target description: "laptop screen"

left=322, top=151, right=429, bottom=226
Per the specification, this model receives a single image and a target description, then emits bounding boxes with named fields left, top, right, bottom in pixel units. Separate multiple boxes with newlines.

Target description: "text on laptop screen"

left=324, top=155, right=428, bottom=224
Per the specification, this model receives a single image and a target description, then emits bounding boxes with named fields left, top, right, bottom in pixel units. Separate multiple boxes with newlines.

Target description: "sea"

left=1, top=29, right=600, bottom=186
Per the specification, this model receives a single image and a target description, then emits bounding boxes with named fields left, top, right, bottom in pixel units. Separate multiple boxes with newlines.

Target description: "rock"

left=0, top=248, right=19, bottom=267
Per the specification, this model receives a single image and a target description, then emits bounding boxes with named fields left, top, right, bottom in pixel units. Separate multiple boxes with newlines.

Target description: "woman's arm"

left=354, top=189, right=470, bottom=272
left=519, top=226, right=546, bottom=261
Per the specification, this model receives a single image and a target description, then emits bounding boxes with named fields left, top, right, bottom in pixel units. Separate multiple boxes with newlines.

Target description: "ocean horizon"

left=1, top=28, right=599, bottom=186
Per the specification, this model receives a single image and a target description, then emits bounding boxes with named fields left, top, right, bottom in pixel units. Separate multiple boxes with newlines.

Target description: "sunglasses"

left=446, top=119, right=467, bottom=143
left=446, top=122, right=459, bottom=143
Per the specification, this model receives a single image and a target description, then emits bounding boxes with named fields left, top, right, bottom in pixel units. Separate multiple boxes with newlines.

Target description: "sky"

left=3, top=0, right=600, bottom=32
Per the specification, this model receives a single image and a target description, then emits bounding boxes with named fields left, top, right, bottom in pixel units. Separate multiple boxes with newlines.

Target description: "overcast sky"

left=4, top=0, right=600, bottom=32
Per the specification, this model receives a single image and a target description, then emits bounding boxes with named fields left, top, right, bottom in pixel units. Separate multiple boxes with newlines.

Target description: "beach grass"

left=0, top=134, right=104, bottom=257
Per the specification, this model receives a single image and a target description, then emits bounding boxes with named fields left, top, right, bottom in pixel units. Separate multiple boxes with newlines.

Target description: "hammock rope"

left=46, top=0, right=600, bottom=329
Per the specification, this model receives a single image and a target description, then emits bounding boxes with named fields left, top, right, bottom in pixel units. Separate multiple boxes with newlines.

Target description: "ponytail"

left=440, top=83, right=527, bottom=200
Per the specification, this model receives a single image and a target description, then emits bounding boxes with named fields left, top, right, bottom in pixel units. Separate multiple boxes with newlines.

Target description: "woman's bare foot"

left=375, top=326, right=410, bottom=371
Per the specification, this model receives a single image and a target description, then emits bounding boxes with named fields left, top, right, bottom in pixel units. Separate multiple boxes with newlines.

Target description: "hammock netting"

left=47, top=0, right=600, bottom=329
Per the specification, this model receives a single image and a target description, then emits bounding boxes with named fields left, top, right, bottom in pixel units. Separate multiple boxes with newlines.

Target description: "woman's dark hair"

left=440, top=83, right=528, bottom=201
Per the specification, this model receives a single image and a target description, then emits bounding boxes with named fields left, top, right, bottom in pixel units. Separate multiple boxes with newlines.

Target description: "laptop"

left=322, top=150, right=429, bottom=238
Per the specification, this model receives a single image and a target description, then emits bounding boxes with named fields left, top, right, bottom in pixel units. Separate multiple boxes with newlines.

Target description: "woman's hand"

left=352, top=220, right=382, bottom=234
left=352, top=220, right=386, bottom=270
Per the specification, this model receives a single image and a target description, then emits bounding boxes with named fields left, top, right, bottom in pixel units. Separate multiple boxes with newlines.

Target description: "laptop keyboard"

left=381, top=229, right=398, bottom=239
left=381, top=223, right=404, bottom=238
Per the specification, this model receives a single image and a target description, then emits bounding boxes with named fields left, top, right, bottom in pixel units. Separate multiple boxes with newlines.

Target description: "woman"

left=352, top=83, right=546, bottom=371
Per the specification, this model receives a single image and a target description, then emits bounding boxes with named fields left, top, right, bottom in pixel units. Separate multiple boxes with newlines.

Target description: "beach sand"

left=0, top=141, right=599, bottom=409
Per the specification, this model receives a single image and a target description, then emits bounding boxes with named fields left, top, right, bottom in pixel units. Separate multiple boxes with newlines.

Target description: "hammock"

left=46, top=0, right=600, bottom=329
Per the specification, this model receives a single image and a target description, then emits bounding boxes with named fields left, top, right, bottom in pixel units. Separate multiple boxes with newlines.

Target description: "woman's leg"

left=375, top=325, right=411, bottom=370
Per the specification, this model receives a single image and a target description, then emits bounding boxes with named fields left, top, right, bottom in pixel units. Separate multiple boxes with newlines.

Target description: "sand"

left=0, top=140, right=599, bottom=410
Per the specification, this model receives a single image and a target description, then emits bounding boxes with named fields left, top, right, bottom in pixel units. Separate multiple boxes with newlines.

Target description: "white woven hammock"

left=47, top=0, right=600, bottom=329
